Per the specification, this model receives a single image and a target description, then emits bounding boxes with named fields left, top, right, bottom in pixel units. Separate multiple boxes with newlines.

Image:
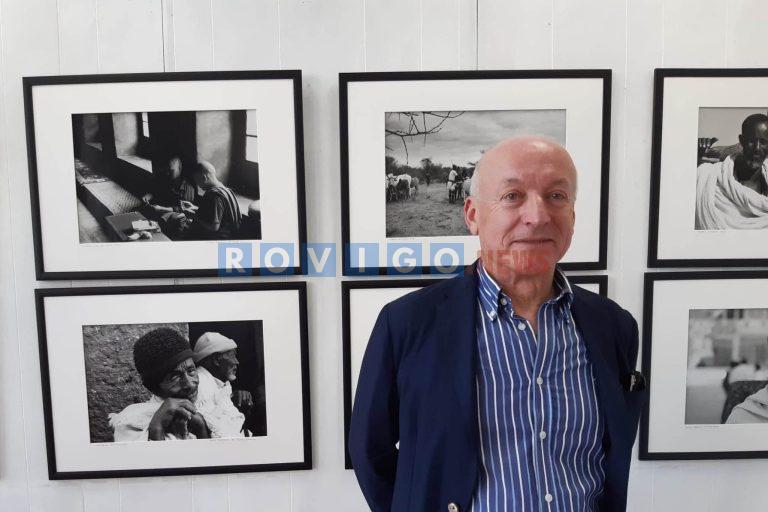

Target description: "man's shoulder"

left=383, top=273, right=469, bottom=318
left=571, top=284, right=634, bottom=325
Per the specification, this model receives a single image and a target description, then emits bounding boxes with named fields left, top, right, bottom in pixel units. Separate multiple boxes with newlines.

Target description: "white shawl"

left=695, top=156, right=768, bottom=230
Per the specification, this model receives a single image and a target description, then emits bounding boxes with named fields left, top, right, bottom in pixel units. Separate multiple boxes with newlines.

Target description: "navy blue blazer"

left=349, top=265, right=647, bottom=512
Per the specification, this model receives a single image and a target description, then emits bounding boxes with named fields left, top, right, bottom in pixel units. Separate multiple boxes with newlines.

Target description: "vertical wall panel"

left=192, top=475, right=228, bottom=512
left=553, top=0, right=627, bottom=294
left=458, top=0, right=477, bottom=70
left=652, top=463, right=716, bottom=510
left=662, top=0, right=726, bottom=67
left=477, top=0, right=551, bottom=69
left=0, top=1, right=63, bottom=509
left=727, top=0, right=768, bottom=67
left=96, top=0, right=165, bottom=73
left=553, top=0, right=625, bottom=69
left=57, top=0, right=99, bottom=74
left=421, top=0, right=460, bottom=70
left=82, top=481, right=120, bottom=512
left=119, top=478, right=193, bottom=512
left=279, top=1, right=368, bottom=509
left=620, top=0, right=662, bottom=318
left=228, top=473, right=291, bottom=512
left=29, top=485, right=84, bottom=512
left=211, top=0, right=279, bottom=70
left=168, top=0, right=214, bottom=71
left=0, top=1, right=29, bottom=508
left=625, top=465, right=653, bottom=512
left=364, top=0, right=420, bottom=71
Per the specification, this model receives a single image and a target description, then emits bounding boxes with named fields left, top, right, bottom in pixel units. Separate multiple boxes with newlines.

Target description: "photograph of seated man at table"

left=71, top=108, right=261, bottom=243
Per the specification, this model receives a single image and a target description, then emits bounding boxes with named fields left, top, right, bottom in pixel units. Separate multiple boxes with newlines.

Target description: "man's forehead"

left=499, top=174, right=574, bottom=187
left=171, top=358, right=195, bottom=371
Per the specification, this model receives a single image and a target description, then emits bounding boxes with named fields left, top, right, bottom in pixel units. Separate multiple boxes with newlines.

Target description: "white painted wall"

left=2, top=1, right=768, bottom=510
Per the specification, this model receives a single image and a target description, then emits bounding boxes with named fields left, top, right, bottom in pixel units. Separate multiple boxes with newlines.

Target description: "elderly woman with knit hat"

left=108, top=328, right=211, bottom=442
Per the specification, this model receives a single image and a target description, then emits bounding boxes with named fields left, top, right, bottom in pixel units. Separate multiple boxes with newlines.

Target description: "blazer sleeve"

left=623, top=308, right=640, bottom=371
left=348, top=303, right=400, bottom=512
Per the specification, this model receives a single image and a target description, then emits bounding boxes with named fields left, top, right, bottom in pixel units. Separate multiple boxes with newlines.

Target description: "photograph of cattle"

left=383, top=109, right=566, bottom=237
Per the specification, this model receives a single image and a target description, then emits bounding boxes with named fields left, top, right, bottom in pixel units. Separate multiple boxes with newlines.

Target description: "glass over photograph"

left=73, top=109, right=261, bottom=243
left=84, top=319, right=267, bottom=443
left=685, top=308, right=768, bottom=425
left=695, top=107, right=768, bottom=231
left=383, top=109, right=565, bottom=238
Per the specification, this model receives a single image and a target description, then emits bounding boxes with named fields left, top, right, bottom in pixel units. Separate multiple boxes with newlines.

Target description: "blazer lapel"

left=570, top=291, right=627, bottom=451
left=435, top=269, right=479, bottom=447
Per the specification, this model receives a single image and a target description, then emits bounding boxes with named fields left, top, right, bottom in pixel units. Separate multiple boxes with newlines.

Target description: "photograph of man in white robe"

left=696, top=111, right=768, bottom=230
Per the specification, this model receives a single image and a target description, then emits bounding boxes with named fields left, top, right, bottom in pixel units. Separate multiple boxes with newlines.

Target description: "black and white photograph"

left=649, top=69, right=768, bottom=267
left=85, top=320, right=266, bottom=443
left=24, top=71, right=305, bottom=279
left=685, top=308, right=768, bottom=425
left=74, top=109, right=261, bottom=243
left=36, top=282, right=310, bottom=479
left=695, top=108, right=768, bottom=231
left=341, top=70, right=610, bottom=274
left=642, top=271, right=768, bottom=460
left=384, top=109, right=565, bottom=237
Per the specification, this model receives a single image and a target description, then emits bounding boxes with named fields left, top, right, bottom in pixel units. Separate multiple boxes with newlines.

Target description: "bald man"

left=191, top=160, right=242, bottom=239
left=349, top=137, right=645, bottom=512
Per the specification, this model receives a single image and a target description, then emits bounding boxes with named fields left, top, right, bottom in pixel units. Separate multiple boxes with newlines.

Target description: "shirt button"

left=500, top=297, right=507, bottom=305
left=539, top=431, right=547, bottom=440
left=517, top=322, right=526, bottom=331
left=536, top=376, right=544, bottom=385
left=545, top=493, right=553, bottom=503
left=448, top=503, right=459, bottom=512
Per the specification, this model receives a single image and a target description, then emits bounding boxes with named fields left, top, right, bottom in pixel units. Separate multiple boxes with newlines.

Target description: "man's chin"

left=481, top=247, right=557, bottom=276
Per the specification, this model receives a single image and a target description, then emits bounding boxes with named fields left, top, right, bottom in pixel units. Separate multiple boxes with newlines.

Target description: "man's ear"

left=464, top=197, right=479, bottom=235
left=739, top=133, right=745, bottom=147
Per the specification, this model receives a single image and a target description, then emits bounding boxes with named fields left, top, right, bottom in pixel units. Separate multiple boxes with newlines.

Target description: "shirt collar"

left=476, top=260, right=573, bottom=321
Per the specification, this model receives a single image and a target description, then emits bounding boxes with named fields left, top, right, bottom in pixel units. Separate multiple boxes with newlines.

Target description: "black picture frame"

left=640, top=270, right=768, bottom=460
left=24, top=70, right=307, bottom=279
left=340, top=70, right=612, bottom=276
left=648, top=68, right=768, bottom=268
left=341, top=272, right=607, bottom=469
left=36, top=281, right=311, bottom=479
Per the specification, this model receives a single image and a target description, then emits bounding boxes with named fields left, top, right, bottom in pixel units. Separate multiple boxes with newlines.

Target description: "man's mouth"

left=512, top=238, right=553, bottom=246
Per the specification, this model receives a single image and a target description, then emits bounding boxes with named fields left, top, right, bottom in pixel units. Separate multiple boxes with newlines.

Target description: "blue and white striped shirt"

left=471, top=263, right=605, bottom=512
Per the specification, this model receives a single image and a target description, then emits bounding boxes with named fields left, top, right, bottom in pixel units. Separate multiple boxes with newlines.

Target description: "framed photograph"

left=24, top=71, right=306, bottom=279
left=340, top=70, right=611, bottom=275
left=640, top=271, right=768, bottom=460
left=36, top=282, right=310, bottom=479
left=649, top=68, right=768, bottom=267
left=341, top=273, right=607, bottom=468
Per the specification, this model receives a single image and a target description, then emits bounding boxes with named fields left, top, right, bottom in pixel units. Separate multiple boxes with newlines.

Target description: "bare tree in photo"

left=385, top=111, right=464, bottom=163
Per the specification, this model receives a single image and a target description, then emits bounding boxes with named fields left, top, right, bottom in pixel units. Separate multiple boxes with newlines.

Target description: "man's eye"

left=503, top=192, right=520, bottom=201
left=550, top=192, right=567, bottom=200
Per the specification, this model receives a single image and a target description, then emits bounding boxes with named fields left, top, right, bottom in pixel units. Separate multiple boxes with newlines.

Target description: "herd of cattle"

left=385, top=173, right=472, bottom=203
left=385, top=173, right=419, bottom=202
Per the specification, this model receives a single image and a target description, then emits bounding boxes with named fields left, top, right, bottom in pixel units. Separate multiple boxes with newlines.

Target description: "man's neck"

left=483, top=262, right=556, bottom=327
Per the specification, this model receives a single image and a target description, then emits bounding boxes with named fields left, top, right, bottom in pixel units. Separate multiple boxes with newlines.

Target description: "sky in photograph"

left=384, top=109, right=566, bottom=167
left=699, top=107, right=768, bottom=146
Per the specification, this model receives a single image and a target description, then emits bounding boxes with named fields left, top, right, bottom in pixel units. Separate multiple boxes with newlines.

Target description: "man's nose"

left=521, top=195, right=551, bottom=225
left=179, top=373, right=194, bottom=390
